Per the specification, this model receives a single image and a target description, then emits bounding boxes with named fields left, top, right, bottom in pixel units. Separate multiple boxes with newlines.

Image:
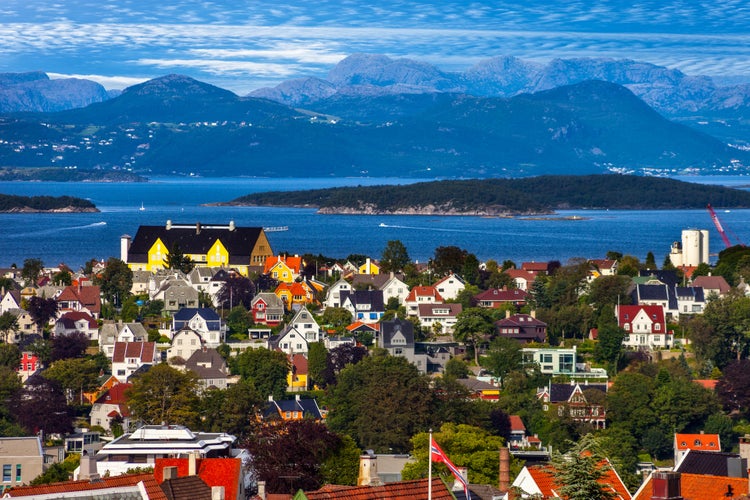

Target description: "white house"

left=323, top=278, right=352, bottom=309
left=617, top=304, right=672, bottom=349
left=270, top=327, right=309, bottom=356
left=417, top=303, right=462, bottom=335
left=433, top=273, right=465, bottom=301
left=167, top=328, right=205, bottom=362
left=172, top=308, right=223, bottom=347
left=289, top=307, right=321, bottom=343
left=111, top=342, right=159, bottom=382
left=380, top=274, right=410, bottom=306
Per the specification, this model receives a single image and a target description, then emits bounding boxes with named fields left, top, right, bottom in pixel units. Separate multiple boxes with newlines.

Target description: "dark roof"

left=639, top=269, right=679, bottom=286
left=379, top=318, right=415, bottom=348
left=548, top=383, right=607, bottom=403
left=340, top=290, right=385, bottom=311
left=173, top=308, right=221, bottom=331
left=185, top=348, right=228, bottom=380
left=676, top=450, right=744, bottom=476
left=161, top=475, right=212, bottom=500
left=128, top=224, right=265, bottom=265
left=263, top=397, right=323, bottom=420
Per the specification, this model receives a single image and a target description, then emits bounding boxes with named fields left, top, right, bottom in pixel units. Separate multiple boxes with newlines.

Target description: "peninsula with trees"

left=0, top=194, right=99, bottom=213
left=224, top=175, right=750, bottom=215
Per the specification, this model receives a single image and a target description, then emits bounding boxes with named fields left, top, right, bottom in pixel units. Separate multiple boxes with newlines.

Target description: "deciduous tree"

left=11, top=374, right=73, bottom=437
left=94, top=257, right=133, bottom=307
left=21, top=258, right=44, bottom=287
left=230, top=348, right=289, bottom=399
left=126, top=364, right=200, bottom=426
left=453, top=307, right=495, bottom=365
left=480, top=336, right=522, bottom=387
left=380, top=240, right=410, bottom=273
left=327, top=354, right=433, bottom=453
left=51, top=331, right=90, bottom=361
left=26, top=296, right=57, bottom=334
left=43, top=358, right=100, bottom=404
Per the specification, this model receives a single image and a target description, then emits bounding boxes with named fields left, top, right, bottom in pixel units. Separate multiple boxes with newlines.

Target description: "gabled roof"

left=379, top=318, right=415, bottom=347
left=520, top=462, right=631, bottom=500
left=675, top=450, right=740, bottom=476
left=127, top=224, right=267, bottom=265
left=633, top=472, right=749, bottom=500
left=474, top=288, right=528, bottom=302
left=590, top=259, right=617, bottom=270
left=521, top=262, right=550, bottom=273
left=547, top=383, right=607, bottom=403
left=510, top=415, right=526, bottom=433
left=93, top=382, right=132, bottom=405
left=300, top=477, right=453, bottom=499
left=56, top=285, right=101, bottom=313
left=496, top=313, right=547, bottom=328
left=290, top=353, right=308, bottom=376
left=345, top=321, right=379, bottom=333
left=340, top=290, right=385, bottom=310
left=154, top=457, right=243, bottom=500
left=263, top=396, right=323, bottom=420
left=112, top=341, right=157, bottom=363
left=56, top=310, right=98, bottom=329
left=617, top=304, right=665, bottom=331
left=433, top=272, right=465, bottom=287
left=4, top=472, right=167, bottom=499
left=405, top=286, right=443, bottom=302
left=173, top=307, right=220, bottom=321
left=675, top=433, right=721, bottom=452
left=264, top=255, right=304, bottom=274
left=161, top=475, right=212, bottom=500
left=185, top=348, right=228, bottom=380
left=692, top=275, right=731, bottom=295
left=252, top=292, right=285, bottom=309
left=417, top=303, right=462, bottom=317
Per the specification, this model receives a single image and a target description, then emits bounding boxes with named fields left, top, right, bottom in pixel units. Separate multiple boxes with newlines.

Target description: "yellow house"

left=122, top=221, right=273, bottom=276
left=358, top=258, right=380, bottom=275
left=263, top=255, right=304, bottom=283
left=287, top=353, right=309, bottom=392
left=275, top=281, right=316, bottom=308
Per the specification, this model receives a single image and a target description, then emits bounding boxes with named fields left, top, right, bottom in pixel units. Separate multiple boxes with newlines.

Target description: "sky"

left=2, top=0, right=750, bottom=95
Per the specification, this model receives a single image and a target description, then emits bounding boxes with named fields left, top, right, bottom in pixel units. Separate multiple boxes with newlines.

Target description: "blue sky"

left=2, top=0, right=750, bottom=94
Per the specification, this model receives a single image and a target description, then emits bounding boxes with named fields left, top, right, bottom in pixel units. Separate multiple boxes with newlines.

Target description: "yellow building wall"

left=207, top=239, right=229, bottom=267
left=269, top=262, right=295, bottom=283
left=147, top=238, right=168, bottom=272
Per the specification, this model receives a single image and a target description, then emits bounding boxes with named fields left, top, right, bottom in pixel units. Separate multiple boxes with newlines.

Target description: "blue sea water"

left=1, top=176, right=749, bottom=269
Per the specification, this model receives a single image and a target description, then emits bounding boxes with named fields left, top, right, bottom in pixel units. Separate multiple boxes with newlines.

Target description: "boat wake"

left=8, top=221, right=107, bottom=238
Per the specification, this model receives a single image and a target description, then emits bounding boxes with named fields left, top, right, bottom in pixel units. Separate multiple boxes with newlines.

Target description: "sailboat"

left=139, top=202, right=145, bottom=211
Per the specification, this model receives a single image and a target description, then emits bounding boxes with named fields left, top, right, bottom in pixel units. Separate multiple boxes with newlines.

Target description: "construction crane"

left=707, top=204, right=744, bottom=248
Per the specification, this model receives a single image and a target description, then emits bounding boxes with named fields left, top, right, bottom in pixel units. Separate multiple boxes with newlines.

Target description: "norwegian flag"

left=430, top=437, right=471, bottom=499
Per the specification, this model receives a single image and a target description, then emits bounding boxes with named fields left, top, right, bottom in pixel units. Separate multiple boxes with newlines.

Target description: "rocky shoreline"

left=0, top=206, right=100, bottom=213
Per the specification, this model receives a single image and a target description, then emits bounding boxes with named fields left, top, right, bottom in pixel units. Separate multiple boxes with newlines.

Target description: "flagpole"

left=428, top=428, right=433, bottom=500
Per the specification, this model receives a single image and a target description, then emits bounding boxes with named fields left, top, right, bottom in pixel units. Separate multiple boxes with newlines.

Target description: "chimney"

left=162, top=466, right=178, bottom=481
left=79, top=449, right=100, bottom=481
left=189, top=451, right=198, bottom=476
left=727, top=456, right=748, bottom=478
left=257, top=481, right=267, bottom=500
left=166, top=220, right=172, bottom=230
left=120, top=234, right=131, bottom=263
left=196, top=222, right=201, bottom=235
left=530, top=310, right=536, bottom=319
left=211, top=486, right=225, bottom=500
left=506, top=309, right=511, bottom=319
left=452, top=467, right=469, bottom=493
left=652, top=471, right=682, bottom=500
left=358, top=450, right=383, bottom=486
left=499, top=447, right=511, bottom=493
left=228, top=220, right=235, bottom=231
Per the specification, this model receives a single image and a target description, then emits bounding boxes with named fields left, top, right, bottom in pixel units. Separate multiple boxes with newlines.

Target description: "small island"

left=0, top=194, right=99, bottom=213
left=219, top=175, right=750, bottom=215
left=0, top=167, right=147, bottom=183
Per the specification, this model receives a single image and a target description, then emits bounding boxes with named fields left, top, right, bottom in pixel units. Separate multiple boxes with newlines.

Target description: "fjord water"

left=1, top=176, right=749, bottom=269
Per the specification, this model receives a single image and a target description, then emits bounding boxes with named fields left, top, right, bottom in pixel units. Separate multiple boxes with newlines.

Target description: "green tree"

left=327, top=354, right=433, bottom=453
left=94, top=257, right=133, bottom=307
left=30, top=454, right=80, bottom=485
left=443, top=357, right=470, bottom=380
left=11, top=375, right=73, bottom=437
left=462, top=253, right=480, bottom=286
left=616, top=255, right=641, bottom=277
left=199, top=380, right=262, bottom=440
left=21, top=258, right=44, bottom=287
left=430, top=246, right=468, bottom=277
left=650, top=378, right=719, bottom=433
left=226, top=306, right=251, bottom=337
left=126, top=363, right=200, bottom=426
left=230, top=348, right=289, bottom=399
left=480, top=336, right=522, bottom=387
left=453, top=307, right=495, bottom=365
left=120, top=295, right=140, bottom=322
left=0, top=343, right=20, bottom=368
left=606, top=372, right=657, bottom=439
left=380, top=240, right=410, bottom=273
left=26, top=296, right=57, bottom=334
left=43, top=358, right=101, bottom=404
left=320, top=307, right=353, bottom=334
left=586, top=275, right=632, bottom=311
left=550, top=435, right=617, bottom=500
left=320, top=434, right=361, bottom=487
left=164, top=242, right=195, bottom=273
left=51, top=269, right=72, bottom=286
left=307, top=342, right=328, bottom=389
left=644, top=251, right=657, bottom=270
left=401, top=423, right=508, bottom=487
left=689, top=291, right=750, bottom=368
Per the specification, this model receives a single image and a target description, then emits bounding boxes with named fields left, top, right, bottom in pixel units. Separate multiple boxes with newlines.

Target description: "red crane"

left=707, top=204, right=740, bottom=248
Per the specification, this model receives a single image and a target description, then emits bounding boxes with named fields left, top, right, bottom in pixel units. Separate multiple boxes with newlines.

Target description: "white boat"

left=139, top=202, right=145, bottom=211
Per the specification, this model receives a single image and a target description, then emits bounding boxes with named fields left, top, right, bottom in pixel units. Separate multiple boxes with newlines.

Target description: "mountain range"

left=0, top=55, right=749, bottom=178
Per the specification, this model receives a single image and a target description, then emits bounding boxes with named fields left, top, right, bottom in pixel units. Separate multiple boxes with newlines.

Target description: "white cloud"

left=46, top=72, right=148, bottom=90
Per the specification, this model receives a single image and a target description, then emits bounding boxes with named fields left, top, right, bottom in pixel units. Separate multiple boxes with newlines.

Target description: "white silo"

left=681, top=229, right=709, bottom=266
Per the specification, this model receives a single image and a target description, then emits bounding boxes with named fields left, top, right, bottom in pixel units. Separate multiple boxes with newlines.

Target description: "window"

left=541, top=354, right=552, bottom=363
left=3, top=464, right=10, bottom=482
left=655, top=323, right=661, bottom=331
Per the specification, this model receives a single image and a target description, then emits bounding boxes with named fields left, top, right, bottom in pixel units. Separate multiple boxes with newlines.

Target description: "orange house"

left=264, top=255, right=304, bottom=283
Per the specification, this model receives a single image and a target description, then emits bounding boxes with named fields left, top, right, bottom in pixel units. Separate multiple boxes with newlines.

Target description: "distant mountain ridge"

left=0, top=72, right=746, bottom=178
left=0, top=72, right=112, bottom=113
left=250, top=54, right=732, bottom=115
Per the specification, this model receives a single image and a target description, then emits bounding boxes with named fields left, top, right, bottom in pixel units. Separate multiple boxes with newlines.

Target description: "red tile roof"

left=5, top=472, right=167, bottom=499
left=264, top=255, right=303, bottom=274
left=675, top=433, right=721, bottom=452
left=93, top=382, right=132, bottom=405
left=56, top=285, right=101, bottom=314
left=633, top=472, right=749, bottom=500
left=302, top=478, right=453, bottom=499
left=154, top=457, right=242, bottom=500
left=57, top=310, right=98, bottom=329
left=510, top=415, right=526, bottom=433
left=405, top=286, right=444, bottom=303
left=112, top=341, right=157, bottom=363
left=290, top=353, right=308, bottom=375
left=524, top=462, right=631, bottom=500
left=617, top=305, right=665, bottom=333
left=475, top=288, right=528, bottom=303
